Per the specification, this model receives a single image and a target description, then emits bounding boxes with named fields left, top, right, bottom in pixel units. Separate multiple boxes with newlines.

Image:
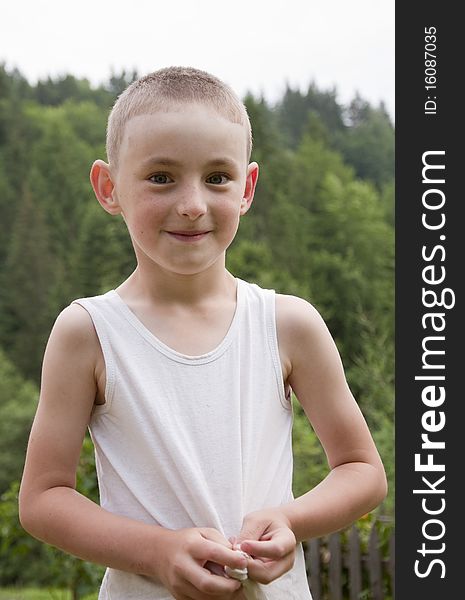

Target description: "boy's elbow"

left=18, top=512, right=35, bottom=537
left=377, top=473, right=389, bottom=506
left=18, top=492, right=35, bottom=535
left=371, top=462, right=388, bottom=508
left=18, top=486, right=43, bottom=538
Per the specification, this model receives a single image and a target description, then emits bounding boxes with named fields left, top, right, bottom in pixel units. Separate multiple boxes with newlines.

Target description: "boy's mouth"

left=166, top=230, right=211, bottom=242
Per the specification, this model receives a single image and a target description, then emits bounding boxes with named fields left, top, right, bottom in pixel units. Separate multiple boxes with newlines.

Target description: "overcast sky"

left=1, top=0, right=394, bottom=119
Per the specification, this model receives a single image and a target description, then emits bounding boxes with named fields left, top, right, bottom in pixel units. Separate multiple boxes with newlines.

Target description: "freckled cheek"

left=128, top=206, right=166, bottom=238
left=216, top=199, right=241, bottom=221
left=220, top=207, right=242, bottom=239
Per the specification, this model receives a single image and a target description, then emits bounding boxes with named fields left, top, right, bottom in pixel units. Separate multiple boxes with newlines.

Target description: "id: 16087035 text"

left=425, top=26, right=438, bottom=115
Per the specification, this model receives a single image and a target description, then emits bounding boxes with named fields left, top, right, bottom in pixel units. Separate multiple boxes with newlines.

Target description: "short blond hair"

left=106, top=66, right=252, bottom=167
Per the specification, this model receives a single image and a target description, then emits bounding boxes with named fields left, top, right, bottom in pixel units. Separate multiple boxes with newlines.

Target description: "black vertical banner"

left=396, top=2, right=462, bottom=598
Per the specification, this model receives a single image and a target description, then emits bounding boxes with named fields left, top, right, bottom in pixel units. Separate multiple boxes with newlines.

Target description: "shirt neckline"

left=106, top=277, right=244, bottom=365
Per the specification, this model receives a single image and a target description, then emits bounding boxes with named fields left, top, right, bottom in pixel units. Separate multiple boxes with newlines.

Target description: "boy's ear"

left=90, top=160, right=121, bottom=215
left=240, top=162, right=259, bottom=216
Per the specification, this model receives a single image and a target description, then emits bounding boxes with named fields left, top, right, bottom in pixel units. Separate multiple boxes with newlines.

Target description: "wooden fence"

left=304, top=519, right=394, bottom=600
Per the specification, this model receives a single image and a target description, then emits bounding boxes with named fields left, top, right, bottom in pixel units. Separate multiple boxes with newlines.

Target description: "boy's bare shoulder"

left=275, top=293, right=335, bottom=377
left=48, top=302, right=100, bottom=358
left=40, top=303, right=103, bottom=411
left=275, top=293, right=327, bottom=339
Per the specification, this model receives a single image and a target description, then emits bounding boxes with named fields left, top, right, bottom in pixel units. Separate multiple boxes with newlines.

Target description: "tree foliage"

left=0, top=439, right=104, bottom=596
left=0, top=349, right=37, bottom=493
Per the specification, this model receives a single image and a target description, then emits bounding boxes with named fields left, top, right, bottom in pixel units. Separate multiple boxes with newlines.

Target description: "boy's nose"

left=176, top=186, right=208, bottom=220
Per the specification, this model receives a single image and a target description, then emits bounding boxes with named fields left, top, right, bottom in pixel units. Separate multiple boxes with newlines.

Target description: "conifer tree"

left=0, top=185, right=55, bottom=381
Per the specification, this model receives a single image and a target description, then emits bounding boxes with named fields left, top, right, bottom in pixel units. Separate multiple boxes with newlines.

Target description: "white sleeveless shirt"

left=74, top=278, right=312, bottom=599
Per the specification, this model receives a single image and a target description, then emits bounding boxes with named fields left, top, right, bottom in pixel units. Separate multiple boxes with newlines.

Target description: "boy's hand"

left=235, top=509, right=296, bottom=585
left=155, top=526, right=247, bottom=600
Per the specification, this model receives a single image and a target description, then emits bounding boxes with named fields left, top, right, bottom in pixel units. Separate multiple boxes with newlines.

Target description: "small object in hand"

left=224, top=549, right=250, bottom=581
left=225, top=547, right=268, bottom=600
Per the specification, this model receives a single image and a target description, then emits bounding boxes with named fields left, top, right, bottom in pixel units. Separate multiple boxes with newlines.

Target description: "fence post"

left=348, top=525, right=362, bottom=600
left=388, top=528, right=395, bottom=598
left=328, top=532, right=342, bottom=600
left=304, top=520, right=394, bottom=599
left=308, top=537, right=322, bottom=600
left=368, top=524, right=383, bottom=599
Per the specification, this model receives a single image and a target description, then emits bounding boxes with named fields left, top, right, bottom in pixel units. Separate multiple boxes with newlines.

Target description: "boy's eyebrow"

left=141, top=157, right=182, bottom=169
left=204, top=158, right=240, bottom=168
left=140, top=156, right=240, bottom=170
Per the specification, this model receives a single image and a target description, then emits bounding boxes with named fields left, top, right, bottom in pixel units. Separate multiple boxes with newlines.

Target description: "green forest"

left=0, top=64, right=394, bottom=593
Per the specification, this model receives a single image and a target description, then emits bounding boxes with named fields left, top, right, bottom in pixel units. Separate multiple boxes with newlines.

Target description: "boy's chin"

left=164, top=257, right=227, bottom=277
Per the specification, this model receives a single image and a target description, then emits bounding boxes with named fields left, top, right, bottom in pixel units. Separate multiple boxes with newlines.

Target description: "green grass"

left=0, top=590, right=97, bottom=600
left=0, top=591, right=68, bottom=600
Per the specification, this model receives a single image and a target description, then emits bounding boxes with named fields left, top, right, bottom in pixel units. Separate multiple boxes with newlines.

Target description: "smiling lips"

left=166, top=230, right=211, bottom=242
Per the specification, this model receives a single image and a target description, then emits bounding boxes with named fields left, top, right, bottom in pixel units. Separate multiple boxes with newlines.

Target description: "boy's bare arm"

left=237, top=295, right=387, bottom=583
left=276, top=295, right=387, bottom=541
left=19, top=305, right=246, bottom=598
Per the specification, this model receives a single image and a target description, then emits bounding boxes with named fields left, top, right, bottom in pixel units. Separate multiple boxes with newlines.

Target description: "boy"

left=19, top=67, right=387, bottom=599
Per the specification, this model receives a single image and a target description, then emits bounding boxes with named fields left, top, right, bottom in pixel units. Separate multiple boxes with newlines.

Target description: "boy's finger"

left=240, top=537, right=295, bottom=559
left=245, top=552, right=296, bottom=585
left=202, top=541, right=248, bottom=571
left=175, top=573, right=241, bottom=600
left=199, top=527, right=233, bottom=547
left=184, top=560, right=242, bottom=597
left=204, top=560, right=226, bottom=577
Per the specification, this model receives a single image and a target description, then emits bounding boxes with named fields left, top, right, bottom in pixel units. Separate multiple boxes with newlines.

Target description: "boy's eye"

left=149, top=173, right=173, bottom=184
left=206, top=173, right=229, bottom=185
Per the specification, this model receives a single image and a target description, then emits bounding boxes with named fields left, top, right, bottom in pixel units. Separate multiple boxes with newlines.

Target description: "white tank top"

left=74, top=278, right=312, bottom=599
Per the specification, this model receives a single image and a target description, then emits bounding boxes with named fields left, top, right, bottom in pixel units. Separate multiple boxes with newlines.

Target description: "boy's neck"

left=117, top=261, right=237, bottom=307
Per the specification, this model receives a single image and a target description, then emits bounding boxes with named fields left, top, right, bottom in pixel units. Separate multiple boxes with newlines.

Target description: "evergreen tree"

left=306, top=174, right=394, bottom=362
left=70, top=202, right=135, bottom=297
left=28, top=110, right=95, bottom=256
left=276, top=83, right=345, bottom=148
left=106, top=68, right=139, bottom=97
left=335, top=100, right=394, bottom=187
left=0, top=185, right=56, bottom=381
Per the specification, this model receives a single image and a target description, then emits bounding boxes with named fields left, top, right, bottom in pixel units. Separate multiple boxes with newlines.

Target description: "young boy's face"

left=97, top=103, right=258, bottom=278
